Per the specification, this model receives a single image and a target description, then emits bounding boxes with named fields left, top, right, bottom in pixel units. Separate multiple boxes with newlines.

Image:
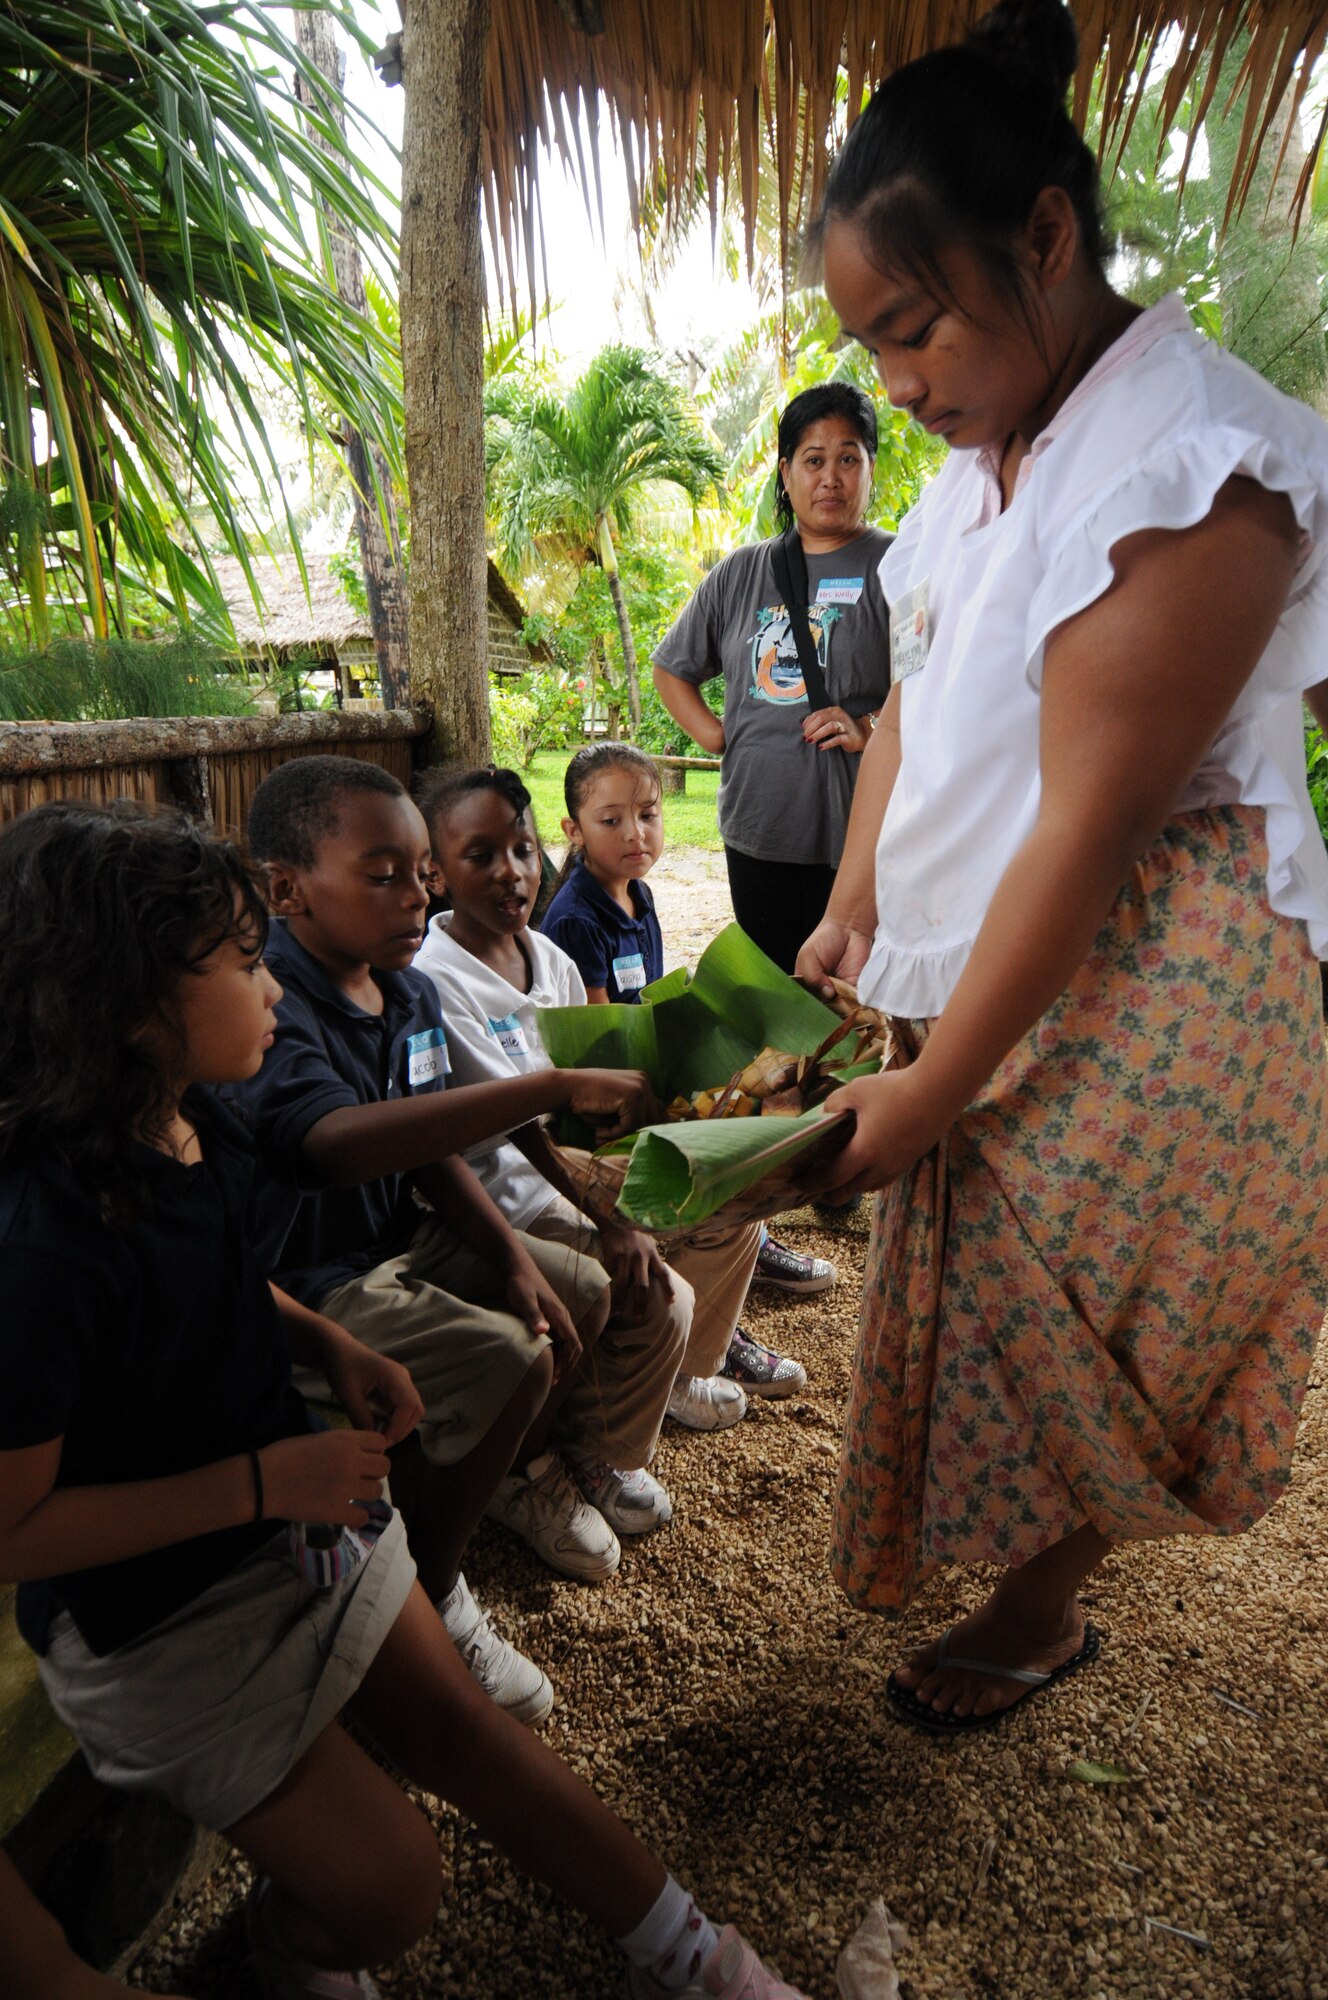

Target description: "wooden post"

left=399, top=0, right=493, bottom=768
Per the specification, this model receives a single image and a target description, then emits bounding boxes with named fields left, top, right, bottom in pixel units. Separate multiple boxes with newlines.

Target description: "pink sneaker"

left=625, top=1924, right=810, bottom=2000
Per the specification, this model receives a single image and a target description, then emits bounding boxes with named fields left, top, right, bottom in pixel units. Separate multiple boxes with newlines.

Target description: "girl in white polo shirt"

left=798, top=0, right=1328, bottom=1732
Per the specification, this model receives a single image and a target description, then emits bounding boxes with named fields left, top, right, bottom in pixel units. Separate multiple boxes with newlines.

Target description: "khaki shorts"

left=316, top=1217, right=609, bottom=1466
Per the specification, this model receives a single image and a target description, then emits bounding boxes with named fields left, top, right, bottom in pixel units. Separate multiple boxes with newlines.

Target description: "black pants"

left=724, top=846, right=839, bottom=975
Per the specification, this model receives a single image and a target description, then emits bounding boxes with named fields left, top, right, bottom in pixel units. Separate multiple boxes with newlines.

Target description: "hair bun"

left=967, top=0, right=1079, bottom=98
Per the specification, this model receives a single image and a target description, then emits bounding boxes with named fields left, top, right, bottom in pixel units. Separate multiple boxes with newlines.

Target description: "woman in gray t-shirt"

left=653, top=383, right=892, bottom=973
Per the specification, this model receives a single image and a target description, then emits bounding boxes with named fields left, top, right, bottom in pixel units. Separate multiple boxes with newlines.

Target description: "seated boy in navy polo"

left=231, top=756, right=669, bottom=1726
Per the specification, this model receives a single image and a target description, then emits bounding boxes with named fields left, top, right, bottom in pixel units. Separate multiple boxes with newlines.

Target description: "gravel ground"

left=130, top=855, right=1328, bottom=2000
left=132, top=1203, right=1327, bottom=2000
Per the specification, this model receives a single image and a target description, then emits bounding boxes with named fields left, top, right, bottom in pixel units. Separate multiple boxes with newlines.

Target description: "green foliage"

left=1307, top=725, right=1328, bottom=848
left=0, top=1, right=401, bottom=643
left=0, top=634, right=252, bottom=722
left=485, top=345, right=725, bottom=577
left=489, top=682, right=541, bottom=770
left=487, top=670, right=583, bottom=769
left=1096, top=53, right=1328, bottom=406
left=634, top=677, right=724, bottom=757
left=522, top=750, right=724, bottom=854
left=529, top=544, right=702, bottom=737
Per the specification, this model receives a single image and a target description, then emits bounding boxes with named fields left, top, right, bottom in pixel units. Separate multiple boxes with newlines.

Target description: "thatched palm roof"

left=215, top=553, right=543, bottom=661
left=214, top=554, right=367, bottom=654
left=483, top=1, right=1327, bottom=295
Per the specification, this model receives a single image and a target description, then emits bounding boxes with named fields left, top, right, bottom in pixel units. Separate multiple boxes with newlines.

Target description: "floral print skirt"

left=832, top=807, right=1328, bottom=1616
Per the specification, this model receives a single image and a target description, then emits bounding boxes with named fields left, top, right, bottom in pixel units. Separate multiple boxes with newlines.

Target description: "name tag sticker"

left=613, top=952, right=647, bottom=992
left=889, top=579, right=930, bottom=685
left=815, top=577, right=864, bottom=605
left=406, top=1026, right=449, bottom=1087
left=487, top=1012, right=530, bottom=1056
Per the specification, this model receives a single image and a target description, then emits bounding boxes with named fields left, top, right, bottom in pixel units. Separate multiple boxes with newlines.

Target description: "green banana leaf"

left=538, top=922, right=860, bottom=1230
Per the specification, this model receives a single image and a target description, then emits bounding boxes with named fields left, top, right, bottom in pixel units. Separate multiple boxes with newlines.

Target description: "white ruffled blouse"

left=858, top=292, right=1328, bottom=1019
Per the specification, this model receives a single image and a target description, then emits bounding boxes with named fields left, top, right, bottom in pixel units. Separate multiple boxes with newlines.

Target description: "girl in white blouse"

left=798, top=0, right=1328, bottom=1731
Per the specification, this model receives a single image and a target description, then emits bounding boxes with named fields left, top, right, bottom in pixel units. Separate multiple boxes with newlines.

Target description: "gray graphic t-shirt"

left=652, top=528, right=892, bottom=866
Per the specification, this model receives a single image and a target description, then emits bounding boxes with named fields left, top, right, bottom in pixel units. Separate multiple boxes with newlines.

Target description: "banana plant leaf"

left=538, top=922, right=860, bottom=1232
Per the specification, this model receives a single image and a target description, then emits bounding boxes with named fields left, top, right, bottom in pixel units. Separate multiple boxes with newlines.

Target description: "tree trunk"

left=399, top=0, right=492, bottom=765
left=598, top=516, right=641, bottom=734
left=292, top=12, right=410, bottom=710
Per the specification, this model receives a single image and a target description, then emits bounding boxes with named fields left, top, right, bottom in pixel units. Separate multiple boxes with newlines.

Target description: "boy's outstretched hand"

left=504, top=1249, right=583, bottom=1380
left=564, top=1066, right=662, bottom=1139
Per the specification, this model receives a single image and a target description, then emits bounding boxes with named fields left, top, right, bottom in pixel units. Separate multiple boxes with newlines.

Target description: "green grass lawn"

left=522, top=748, right=723, bottom=853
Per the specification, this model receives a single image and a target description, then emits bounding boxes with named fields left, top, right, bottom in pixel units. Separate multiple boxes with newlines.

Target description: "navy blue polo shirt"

left=0, top=1090, right=312, bottom=1656
left=228, top=920, right=451, bottom=1308
left=540, top=866, right=664, bottom=1005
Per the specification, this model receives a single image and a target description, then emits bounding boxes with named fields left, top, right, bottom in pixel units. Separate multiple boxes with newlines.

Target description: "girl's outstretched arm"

left=0, top=1426, right=391, bottom=1584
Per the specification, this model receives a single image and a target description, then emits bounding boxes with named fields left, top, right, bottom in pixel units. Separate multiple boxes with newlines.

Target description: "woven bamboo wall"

left=0, top=759, right=167, bottom=827
left=205, top=739, right=415, bottom=842
left=0, top=714, right=427, bottom=840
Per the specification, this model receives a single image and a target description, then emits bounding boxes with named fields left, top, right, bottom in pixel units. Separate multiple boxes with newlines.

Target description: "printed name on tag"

left=487, top=1012, right=530, bottom=1056
left=815, top=576, right=864, bottom=605
left=406, top=1026, right=449, bottom=1087
left=612, top=952, right=647, bottom=992
left=889, top=578, right=931, bottom=685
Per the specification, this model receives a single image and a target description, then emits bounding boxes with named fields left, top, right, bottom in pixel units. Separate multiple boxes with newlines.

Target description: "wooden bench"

left=650, top=753, right=721, bottom=795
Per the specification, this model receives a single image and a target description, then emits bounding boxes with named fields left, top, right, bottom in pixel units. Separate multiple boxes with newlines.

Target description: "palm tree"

left=0, top=1, right=402, bottom=643
left=485, top=346, right=724, bottom=732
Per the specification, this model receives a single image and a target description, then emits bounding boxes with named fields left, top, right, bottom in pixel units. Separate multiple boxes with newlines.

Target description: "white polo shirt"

left=859, top=292, right=1328, bottom=1019
left=413, top=914, right=586, bottom=1228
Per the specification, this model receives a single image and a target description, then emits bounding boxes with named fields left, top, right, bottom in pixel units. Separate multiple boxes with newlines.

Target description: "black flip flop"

left=886, top=1620, right=1102, bottom=1734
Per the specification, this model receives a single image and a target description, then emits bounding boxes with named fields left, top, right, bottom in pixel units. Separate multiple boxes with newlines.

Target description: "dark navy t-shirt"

left=0, top=1091, right=312, bottom=1656
left=227, top=920, right=451, bottom=1308
left=540, top=867, right=664, bottom=1005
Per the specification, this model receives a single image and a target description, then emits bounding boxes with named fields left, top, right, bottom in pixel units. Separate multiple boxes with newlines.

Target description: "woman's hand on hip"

left=795, top=916, right=874, bottom=996
left=803, top=706, right=869, bottom=753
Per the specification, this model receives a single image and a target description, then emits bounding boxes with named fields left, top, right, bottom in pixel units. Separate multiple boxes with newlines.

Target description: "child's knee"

left=578, top=1280, right=612, bottom=1344
left=343, top=1815, right=442, bottom=1963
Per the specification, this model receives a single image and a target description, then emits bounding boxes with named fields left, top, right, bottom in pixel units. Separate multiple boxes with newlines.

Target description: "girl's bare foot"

left=891, top=1594, right=1087, bottom=1722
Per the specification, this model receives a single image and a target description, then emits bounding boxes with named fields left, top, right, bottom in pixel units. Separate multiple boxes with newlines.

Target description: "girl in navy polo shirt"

left=542, top=742, right=666, bottom=1003
left=0, top=802, right=808, bottom=2000
left=542, top=743, right=819, bottom=1397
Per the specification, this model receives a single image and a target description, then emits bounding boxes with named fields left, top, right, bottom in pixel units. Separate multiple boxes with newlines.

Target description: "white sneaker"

left=438, top=1572, right=554, bottom=1725
left=624, top=1923, right=811, bottom=1998
left=666, top=1372, right=748, bottom=1431
left=486, top=1448, right=621, bottom=1580
left=572, top=1460, right=673, bottom=1535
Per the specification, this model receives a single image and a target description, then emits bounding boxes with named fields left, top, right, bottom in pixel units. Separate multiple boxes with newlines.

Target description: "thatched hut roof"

left=214, top=554, right=366, bottom=655
left=216, top=552, right=546, bottom=664
left=482, top=1, right=1328, bottom=297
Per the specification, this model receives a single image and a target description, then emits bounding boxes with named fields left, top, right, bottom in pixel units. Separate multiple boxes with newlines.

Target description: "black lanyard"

left=767, top=528, right=832, bottom=712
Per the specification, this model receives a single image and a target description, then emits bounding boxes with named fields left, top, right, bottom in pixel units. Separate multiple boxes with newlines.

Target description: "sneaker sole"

left=723, top=1368, right=808, bottom=1400
left=666, top=1398, right=747, bottom=1432
left=751, top=1270, right=837, bottom=1296
left=599, top=1501, right=673, bottom=1535
left=487, top=1517, right=622, bottom=1581
left=502, top=1677, right=556, bottom=1727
